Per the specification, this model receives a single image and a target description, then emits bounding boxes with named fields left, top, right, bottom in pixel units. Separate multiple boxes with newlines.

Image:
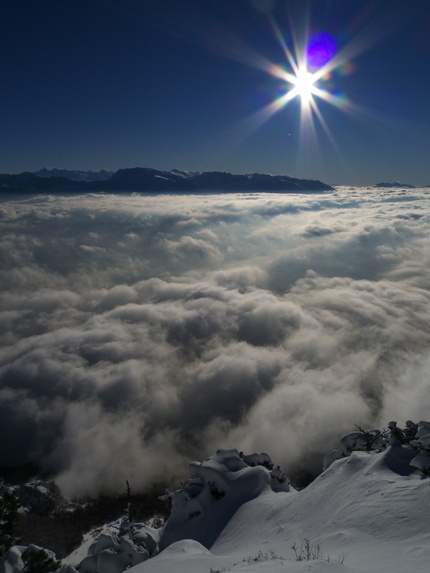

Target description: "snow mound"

left=160, top=448, right=290, bottom=550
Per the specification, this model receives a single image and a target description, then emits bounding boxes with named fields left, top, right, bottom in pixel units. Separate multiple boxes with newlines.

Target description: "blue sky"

left=1, top=0, right=430, bottom=185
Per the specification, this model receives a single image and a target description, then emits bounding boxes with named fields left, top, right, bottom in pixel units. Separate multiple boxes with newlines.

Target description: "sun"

left=290, top=68, right=317, bottom=103
left=207, top=13, right=358, bottom=162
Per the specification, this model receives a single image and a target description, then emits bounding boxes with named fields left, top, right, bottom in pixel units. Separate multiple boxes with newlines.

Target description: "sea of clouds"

left=1, top=187, right=430, bottom=497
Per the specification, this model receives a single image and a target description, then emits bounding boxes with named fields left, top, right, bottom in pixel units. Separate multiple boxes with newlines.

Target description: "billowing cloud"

left=1, top=188, right=429, bottom=496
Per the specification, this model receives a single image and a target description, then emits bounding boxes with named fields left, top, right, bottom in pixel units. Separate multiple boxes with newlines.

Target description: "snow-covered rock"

left=323, top=420, right=430, bottom=477
left=416, top=420, right=430, bottom=439
left=0, top=544, right=63, bottom=573
left=159, top=448, right=290, bottom=550
left=0, top=480, right=76, bottom=516
left=0, top=545, right=26, bottom=573
left=410, top=423, right=430, bottom=473
left=322, top=427, right=386, bottom=469
left=77, top=520, right=159, bottom=573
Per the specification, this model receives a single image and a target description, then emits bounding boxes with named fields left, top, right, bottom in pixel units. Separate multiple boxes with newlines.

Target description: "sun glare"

left=290, top=68, right=317, bottom=103
left=206, top=9, right=368, bottom=168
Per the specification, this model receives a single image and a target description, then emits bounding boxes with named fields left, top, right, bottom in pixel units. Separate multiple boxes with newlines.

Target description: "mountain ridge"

left=0, top=167, right=334, bottom=193
left=34, top=168, right=114, bottom=182
left=374, top=181, right=415, bottom=188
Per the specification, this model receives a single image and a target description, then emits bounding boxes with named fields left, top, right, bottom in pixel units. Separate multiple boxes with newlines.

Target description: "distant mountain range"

left=374, top=181, right=416, bottom=188
left=0, top=167, right=334, bottom=193
left=33, top=168, right=115, bottom=182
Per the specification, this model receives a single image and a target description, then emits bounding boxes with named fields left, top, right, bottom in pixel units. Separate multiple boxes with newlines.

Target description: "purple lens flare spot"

left=307, top=33, right=337, bottom=70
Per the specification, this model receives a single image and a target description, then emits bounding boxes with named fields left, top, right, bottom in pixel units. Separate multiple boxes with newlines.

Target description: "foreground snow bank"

left=134, top=444, right=430, bottom=573
left=3, top=423, right=430, bottom=573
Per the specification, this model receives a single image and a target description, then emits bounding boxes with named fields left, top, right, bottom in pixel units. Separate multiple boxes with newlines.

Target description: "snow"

left=3, top=426, right=430, bottom=573
left=416, top=421, right=430, bottom=439
left=159, top=449, right=290, bottom=551
left=0, top=546, right=26, bottom=573
left=0, top=545, right=59, bottom=573
left=62, top=530, right=103, bottom=568
left=126, top=444, right=430, bottom=573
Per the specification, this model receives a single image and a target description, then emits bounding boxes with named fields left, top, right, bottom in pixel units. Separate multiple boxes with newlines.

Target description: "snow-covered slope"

left=130, top=446, right=430, bottom=573
left=3, top=432, right=429, bottom=573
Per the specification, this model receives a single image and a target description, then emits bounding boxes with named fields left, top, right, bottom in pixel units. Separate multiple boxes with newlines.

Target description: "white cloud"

left=1, top=189, right=430, bottom=495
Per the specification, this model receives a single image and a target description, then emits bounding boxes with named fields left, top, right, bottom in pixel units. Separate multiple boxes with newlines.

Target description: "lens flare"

left=307, top=33, right=338, bottom=71
left=260, top=17, right=357, bottom=160
left=194, top=7, right=381, bottom=171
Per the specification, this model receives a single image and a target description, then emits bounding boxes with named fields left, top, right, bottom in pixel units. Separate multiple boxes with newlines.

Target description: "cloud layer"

left=1, top=188, right=430, bottom=496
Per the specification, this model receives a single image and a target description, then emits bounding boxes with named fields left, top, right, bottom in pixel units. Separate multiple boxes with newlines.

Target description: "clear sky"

left=1, top=0, right=430, bottom=186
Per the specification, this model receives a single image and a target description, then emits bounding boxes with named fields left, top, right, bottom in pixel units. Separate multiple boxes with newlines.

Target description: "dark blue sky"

left=1, top=0, right=430, bottom=185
